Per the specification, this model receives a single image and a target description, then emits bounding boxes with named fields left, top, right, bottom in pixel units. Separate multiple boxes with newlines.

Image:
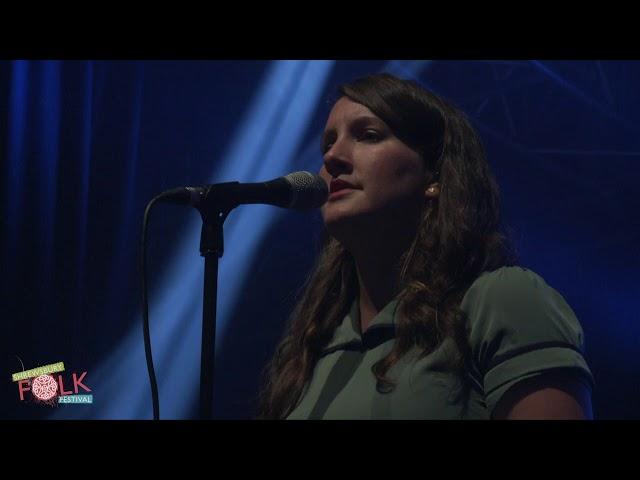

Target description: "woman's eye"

left=360, top=129, right=382, bottom=142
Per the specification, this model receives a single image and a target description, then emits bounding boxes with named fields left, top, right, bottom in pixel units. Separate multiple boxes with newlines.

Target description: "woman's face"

left=319, top=97, right=429, bottom=233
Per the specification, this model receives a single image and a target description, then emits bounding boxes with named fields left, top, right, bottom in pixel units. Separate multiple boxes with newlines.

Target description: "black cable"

left=141, top=195, right=163, bottom=420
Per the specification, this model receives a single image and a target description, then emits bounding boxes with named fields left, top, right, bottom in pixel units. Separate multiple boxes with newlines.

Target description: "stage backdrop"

left=1, top=60, right=638, bottom=419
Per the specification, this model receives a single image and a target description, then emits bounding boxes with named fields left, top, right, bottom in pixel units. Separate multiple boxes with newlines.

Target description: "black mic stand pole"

left=196, top=185, right=235, bottom=420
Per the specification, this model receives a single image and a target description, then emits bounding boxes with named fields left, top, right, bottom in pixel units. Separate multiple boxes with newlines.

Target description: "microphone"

left=158, top=171, right=328, bottom=211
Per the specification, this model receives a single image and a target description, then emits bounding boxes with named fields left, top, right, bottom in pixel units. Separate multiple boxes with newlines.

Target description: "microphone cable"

left=140, top=195, right=163, bottom=420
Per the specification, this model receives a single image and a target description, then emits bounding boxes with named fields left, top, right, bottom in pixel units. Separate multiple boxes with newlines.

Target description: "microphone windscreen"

left=284, top=171, right=328, bottom=210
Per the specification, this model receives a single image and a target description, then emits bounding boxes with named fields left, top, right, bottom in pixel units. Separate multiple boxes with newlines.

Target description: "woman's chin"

left=322, top=207, right=358, bottom=228
left=322, top=209, right=372, bottom=240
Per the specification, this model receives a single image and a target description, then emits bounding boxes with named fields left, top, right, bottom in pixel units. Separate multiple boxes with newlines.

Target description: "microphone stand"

left=152, top=173, right=325, bottom=420
left=195, top=184, right=236, bottom=420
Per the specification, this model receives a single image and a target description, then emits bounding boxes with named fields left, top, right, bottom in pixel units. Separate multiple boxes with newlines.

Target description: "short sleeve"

left=461, top=266, right=594, bottom=416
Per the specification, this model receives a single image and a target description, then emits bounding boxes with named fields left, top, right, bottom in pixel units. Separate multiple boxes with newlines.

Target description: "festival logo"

left=12, top=359, right=92, bottom=406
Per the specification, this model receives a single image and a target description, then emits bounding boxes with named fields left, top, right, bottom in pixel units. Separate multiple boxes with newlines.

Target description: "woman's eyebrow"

left=351, top=115, right=382, bottom=125
left=324, top=115, right=383, bottom=136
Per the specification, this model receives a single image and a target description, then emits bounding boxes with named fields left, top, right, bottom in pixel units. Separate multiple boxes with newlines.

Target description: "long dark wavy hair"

left=257, top=73, right=517, bottom=419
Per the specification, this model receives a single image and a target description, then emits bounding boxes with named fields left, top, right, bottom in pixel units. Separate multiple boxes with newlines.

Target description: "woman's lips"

left=330, top=179, right=356, bottom=192
left=328, top=188, right=356, bottom=200
left=328, top=179, right=358, bottom=200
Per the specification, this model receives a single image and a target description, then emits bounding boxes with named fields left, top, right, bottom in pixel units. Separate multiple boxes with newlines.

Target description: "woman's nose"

left=323, top=143, right=353, bottom=178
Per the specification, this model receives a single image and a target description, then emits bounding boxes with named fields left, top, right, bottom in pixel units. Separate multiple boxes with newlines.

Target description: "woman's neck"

left=332, top=212, right=421, bottom=333
left=352, top=235, right=412, bottom=333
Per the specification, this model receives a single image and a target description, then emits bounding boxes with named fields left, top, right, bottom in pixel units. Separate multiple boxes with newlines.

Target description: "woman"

left=258, top=73, right=593, bottom=419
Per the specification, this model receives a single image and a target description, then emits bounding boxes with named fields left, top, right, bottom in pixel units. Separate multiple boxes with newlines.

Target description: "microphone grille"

left=283, top=171, right=328, bottom=210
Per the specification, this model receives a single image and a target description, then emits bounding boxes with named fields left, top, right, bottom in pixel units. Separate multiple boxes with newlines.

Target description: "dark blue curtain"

left=2, top=60, right=639, bottom=419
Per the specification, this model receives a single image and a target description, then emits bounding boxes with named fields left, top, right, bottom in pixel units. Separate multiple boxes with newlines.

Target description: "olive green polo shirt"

left=286, top=266, right=593, bottom=419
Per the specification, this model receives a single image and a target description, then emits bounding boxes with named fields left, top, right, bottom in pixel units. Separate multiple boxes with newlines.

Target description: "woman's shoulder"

left=460, top=265, right=585, bottom=355
left=461, top=266, right=566, bottom=313
left=467, top=265, right=549, bottom=295
left=458, top=266, right=593, bottom=415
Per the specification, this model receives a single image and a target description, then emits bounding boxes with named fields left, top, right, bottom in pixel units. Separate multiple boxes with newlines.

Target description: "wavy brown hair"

left=257, top=73, right=517, bottom=419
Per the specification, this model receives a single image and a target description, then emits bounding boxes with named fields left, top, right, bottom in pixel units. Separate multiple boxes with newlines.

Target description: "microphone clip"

left=197, top=183, right=241, bottom=258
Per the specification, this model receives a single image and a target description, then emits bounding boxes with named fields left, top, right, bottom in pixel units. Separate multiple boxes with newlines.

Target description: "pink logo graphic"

left=31, top=375, right=58, bottom=401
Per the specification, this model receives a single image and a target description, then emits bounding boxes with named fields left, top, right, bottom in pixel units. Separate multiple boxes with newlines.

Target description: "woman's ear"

left=425, top=182, right=440, bottom=199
